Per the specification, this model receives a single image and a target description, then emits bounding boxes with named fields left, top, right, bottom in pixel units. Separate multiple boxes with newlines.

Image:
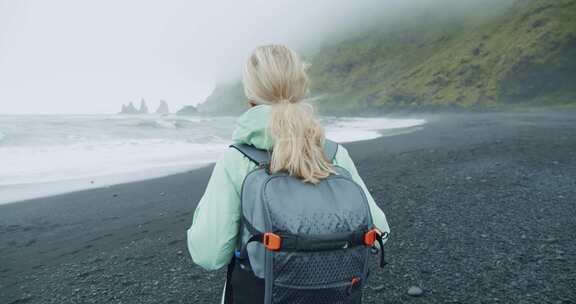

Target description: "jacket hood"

left=231, top=104, right=274, bottom=150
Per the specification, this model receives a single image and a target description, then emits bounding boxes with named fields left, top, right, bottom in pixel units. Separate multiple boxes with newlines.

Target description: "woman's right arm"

left=187, top=149, right=254, bottom=270
left=333, top=145, right=391, bottom=242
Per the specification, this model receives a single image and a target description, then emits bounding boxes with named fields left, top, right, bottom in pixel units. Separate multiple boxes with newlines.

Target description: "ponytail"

left=243, top=44, right=334, bottom=184
left=268, top=100, right=334, bottom=184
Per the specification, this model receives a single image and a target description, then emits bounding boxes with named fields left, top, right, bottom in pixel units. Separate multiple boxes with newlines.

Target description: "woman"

left=187, top=44, right=390, bottom=303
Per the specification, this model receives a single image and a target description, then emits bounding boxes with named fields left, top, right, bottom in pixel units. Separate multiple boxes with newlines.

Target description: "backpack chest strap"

left=267, top=230, right=367, bottom=252
left=237, top=226, right=388, bottom=268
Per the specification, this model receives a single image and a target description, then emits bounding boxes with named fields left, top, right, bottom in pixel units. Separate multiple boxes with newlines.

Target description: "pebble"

left=112, top=193, right=118, bottom=197
left=368, top=284, right=385, bottom=291
left=407, top=286, right=424, bottom=297
left=544, top=237, right=558, bottom=243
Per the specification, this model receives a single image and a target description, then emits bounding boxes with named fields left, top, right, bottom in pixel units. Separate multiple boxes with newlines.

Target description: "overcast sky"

left=0, top=0, right=378, bottom=114
left=0, top=0, right=511, bottom=114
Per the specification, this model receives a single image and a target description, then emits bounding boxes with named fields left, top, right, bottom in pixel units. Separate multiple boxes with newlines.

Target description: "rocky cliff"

left=196, top=82, right=248, bottom=115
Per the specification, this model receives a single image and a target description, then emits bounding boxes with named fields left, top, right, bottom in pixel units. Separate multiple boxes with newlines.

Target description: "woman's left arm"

left=187, top=149, right=252, bottom=271
left=333, top=145, right=391, bottom=242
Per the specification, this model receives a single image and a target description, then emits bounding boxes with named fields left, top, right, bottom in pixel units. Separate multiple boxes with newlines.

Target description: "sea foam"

left=0, top=114, right=425, bottom=204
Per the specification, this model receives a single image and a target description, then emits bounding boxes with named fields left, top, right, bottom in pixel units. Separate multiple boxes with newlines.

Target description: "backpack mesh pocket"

left=272, top=280, right=362, bottom=304
left=271, top=247, right=366, bottom=303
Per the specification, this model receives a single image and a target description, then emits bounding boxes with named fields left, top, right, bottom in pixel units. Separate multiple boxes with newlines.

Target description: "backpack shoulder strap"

left=229, top=139, right=339, bottom=166
left=229, top=143, right=272, bottom=166
left=323, top=139, right=339, bottom=162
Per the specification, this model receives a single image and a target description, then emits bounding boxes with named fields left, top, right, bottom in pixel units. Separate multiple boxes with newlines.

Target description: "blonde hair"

left=242, top=44, right=334, bottom=184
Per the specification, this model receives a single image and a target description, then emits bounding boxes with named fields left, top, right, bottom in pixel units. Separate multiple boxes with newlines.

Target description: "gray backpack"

left=229, top=139, right=387, bottom=304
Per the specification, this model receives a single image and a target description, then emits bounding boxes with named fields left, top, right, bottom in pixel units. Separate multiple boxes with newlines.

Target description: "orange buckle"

left=263, top=233, right=282, bottom=251
left=363, top=228, right=380, bottom=246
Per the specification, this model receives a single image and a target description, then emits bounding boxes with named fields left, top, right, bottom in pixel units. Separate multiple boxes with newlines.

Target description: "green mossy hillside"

left=309, top=0, right=576, bottom=113
left=200, top=0, right=576, bottom=114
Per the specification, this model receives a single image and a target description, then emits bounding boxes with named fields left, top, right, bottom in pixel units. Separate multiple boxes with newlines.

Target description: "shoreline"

left=0, top=117, right=426, bottom=205
left=0, top=164, right=211, bottom=206
left=1, top=111, right=575, bottom=303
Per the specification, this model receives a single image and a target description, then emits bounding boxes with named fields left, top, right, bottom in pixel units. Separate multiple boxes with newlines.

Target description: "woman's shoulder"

left=332, top=143, right=353, bottom=164
left=332, top=143, right=364, bottom=177
left=208, top=147, right=260, bottom=194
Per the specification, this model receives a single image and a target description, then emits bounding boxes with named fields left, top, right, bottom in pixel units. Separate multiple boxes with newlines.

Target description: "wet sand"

left=1, top=111, right=575, bottom=304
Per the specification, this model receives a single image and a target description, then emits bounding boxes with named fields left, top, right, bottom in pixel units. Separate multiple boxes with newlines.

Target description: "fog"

left=0, top=0, right=513, bottom=114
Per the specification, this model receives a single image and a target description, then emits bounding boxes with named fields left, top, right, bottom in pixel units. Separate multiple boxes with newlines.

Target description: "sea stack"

left=155, top=100, right=170, bottom=114
left=119, top=102, right=139, bottom=114
left=176, top=105, right=198, bottom=115
left=138, top=99, right=149, bottom=114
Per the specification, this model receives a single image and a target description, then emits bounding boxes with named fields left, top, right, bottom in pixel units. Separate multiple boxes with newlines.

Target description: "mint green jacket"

left=187, top=105, right=390, bottom=271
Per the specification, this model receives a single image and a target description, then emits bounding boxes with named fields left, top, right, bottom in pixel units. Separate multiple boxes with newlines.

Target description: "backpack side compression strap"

left=229, top=139, right=339, bottom=166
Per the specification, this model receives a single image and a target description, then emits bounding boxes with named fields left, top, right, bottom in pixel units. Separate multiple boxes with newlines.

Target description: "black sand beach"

left=1, top=112, right=575, bottom=304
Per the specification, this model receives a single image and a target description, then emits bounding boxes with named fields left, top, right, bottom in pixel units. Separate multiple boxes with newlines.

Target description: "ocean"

left=0, top=114, right=425, bottom=204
